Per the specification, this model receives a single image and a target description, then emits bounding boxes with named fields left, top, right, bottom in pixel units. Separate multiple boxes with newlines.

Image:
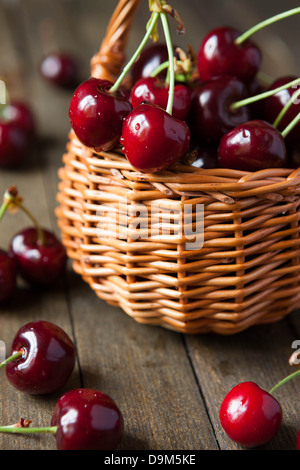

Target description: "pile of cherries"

left=69, top=4, right=300, bottom=174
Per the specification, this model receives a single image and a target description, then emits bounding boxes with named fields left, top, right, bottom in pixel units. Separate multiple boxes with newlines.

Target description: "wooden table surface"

left=0, top=0, right=300, bottom=451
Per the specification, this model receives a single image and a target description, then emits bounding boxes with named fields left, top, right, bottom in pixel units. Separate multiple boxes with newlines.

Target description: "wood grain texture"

left=0, top=0, right=299, bottom=450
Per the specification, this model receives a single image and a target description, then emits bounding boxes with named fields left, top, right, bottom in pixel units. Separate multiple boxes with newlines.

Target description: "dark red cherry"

left=51, top=388, right=124, bottom=450
left=5, top=321, right=76, bottom=395
left=69, top=77, right=132, bottom=151
left=188, top=144, right=219, bottom=169
left=9, top=227, right=67, bottom=287
left=0, top=104, right=34, bottom=168
left=131, top=43, right=170, bottom=83
left=197, top=26, right=261, bottom=83
left=218, top=120, right=286, bottom=171
left=120, top=102, right=191, bottom=173
left=188, top=76, right=250, bottom=144
left=263, top=76, right=300, bottom=145
left=219, top=381, right=282, bottom=447
left=297, top=428, right=300, bottom=450
left=40, top=52, right=80, bottom=89
left=130, top=76, right=192, bottom=121
left=0, top=249, right=17, bottom=303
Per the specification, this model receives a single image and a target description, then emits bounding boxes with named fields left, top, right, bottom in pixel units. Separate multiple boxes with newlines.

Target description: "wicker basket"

left=56, top=0, right=300, bottom=334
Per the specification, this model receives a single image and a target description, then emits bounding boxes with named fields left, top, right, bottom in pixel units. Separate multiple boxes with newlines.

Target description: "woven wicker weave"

left=56, top=0, right=300, bottom=334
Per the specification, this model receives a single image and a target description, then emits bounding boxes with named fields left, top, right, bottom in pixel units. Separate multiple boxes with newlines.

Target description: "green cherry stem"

left=0, top=187, right=46, bottom=245
left=273, top=87, right=300, bottom=128
left=231, top=77, right=300, bottom=112
left=235, top=7, right=300, bottom=45
left=281, top=111, right=300, bottom=139
left=269, top=368, right=300, bottom=395
left=0, top=424, right=57, bottom=435
left=0, top=349, right=24, bottom=369
left=150, top=60, right=169, bottom=77
left=160, top=11, right=175, bottom=115
left=109, top=12, right=160, bottom=94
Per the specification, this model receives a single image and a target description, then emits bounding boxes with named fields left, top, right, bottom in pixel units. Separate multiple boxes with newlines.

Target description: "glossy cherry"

left=186, top=144, right=219, bottom=169
left=219, top=381, right=282, bottom=447
left=297, top=428, right=300, bottom=450
left=188, top=76, right=250, bottom=144
left=131, top=43, right=170, bottom=83
left=130, top=76, right=192, bottom=121
left=10, top=227, right=67, bottom=287
left=263, top=76, right=300, bottom=145
left=218, top=119, right=286, bottom=171
left=51, top=388, right=124, bottom=450
left=120, top=102, right=190, bottom=173
left=69, top=77, right=132, bottom=151
left=1, top=102, right=35, bottom=138
left=40, top=52, right=80, bottom=89
left=0, top=249, right=17, bottom=303
left=5, top=321, right=76, bottom=395
left=197, top=26, right=261, bottom=83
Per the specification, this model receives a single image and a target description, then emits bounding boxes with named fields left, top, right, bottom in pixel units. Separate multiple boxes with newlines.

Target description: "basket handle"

left=90, top=0, right=141, bottom=82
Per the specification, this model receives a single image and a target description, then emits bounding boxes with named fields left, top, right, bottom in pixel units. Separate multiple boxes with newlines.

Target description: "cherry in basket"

left=0, top=388, right=124, bottom=450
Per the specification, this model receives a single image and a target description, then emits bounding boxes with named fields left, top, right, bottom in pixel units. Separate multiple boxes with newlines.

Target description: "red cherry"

left=188, top=76, right=250, bottom=144
left=218, top=120, right=286, bottom=171
left=188, top=144, right=219, bottom=169
left=130, top=76, right=192, bottom=121
left=51, top=388, right=124, bottom=450
left=0, top=249, right=17, bottom=303
left=197, top=26, right=261, bottom=83
left=69, top=77, right=132, bottom=151
left=297, top=428, right=300, bottom=450
left=10, top=227, right=67, bottom=287
left=5, top=321, right=76, bottom=395
left=263, top=76, right=300, bottom=145
left=120, top=102, right=191, bottom=173
left=219, top=381, right=282, bottom=447
left=40, top=52, right=80, bottom=89
left=131, top=43, right=170, bottom=83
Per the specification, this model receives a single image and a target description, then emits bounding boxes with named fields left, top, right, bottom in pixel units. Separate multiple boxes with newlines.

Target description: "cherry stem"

left=281, top=111, right=300, bottom=139
left=231, top=77, right=300, bottom=112
left=109, top=12, right=160, bottom=94
left=160, top=11, right=175, bottom=114
left=150, top=60, right=169, bottom=77
left=269, top=368, right=300, bottom=395
left=0, top=188, right=46, bottom=246
left=273, top=87, right=300, bottom=128
left=235, top=7, right=300, bottom=45
left=0, top=425, right=57, bottom=435
left=0, top=349, right=24, bottom=369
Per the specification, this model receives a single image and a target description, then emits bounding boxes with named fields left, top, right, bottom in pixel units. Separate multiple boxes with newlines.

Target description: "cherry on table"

left=120, top=102, right=191, bottom=173
left=51, top=388, right=124, bottom=450
left=0, top=102, right=35, bottom=168
left=3, top=320, right=76, bottom=395
left=130, top=76, right=192, bottom=121
left=10, top=227, right=67, bottom=287
left=218, top=119, right=286, bottom=171
left=219, top=381, right=282, bottom=447
left=40, top=52, right=80, bottom=89
left=69, top=77, right=132, bottom=152
left=197, top=26, right=262, bottom=83
left=0, top=249, right=17, bottom=303
left=188, top=75, right=250, bottom=144
left=0, top=388, right=124, bottom=450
